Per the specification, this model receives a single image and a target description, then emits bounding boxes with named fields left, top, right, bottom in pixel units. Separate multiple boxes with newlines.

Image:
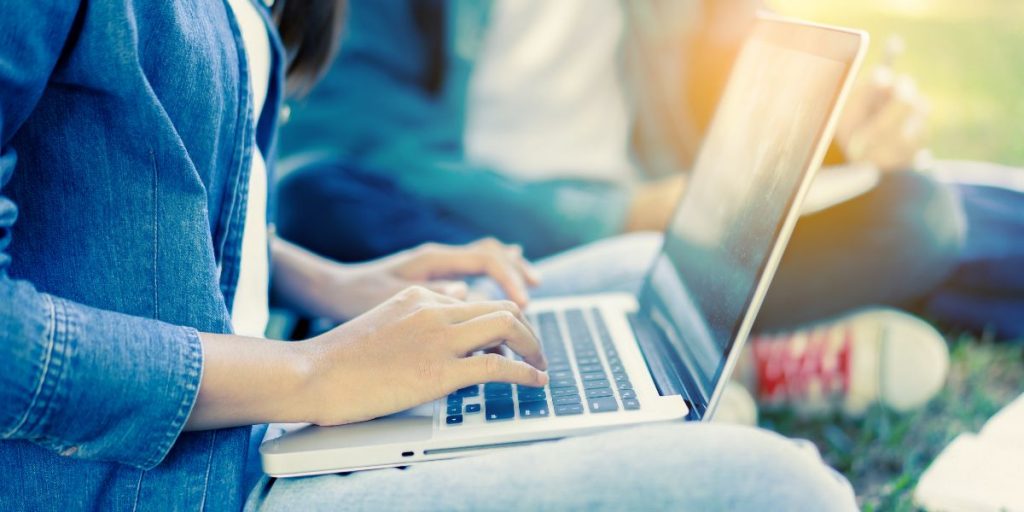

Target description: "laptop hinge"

left=628, top=313, right=704, bottom=420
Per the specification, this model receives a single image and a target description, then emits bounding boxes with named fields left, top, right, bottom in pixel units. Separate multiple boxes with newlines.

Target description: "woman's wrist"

left=273, top=339, right=320, bottom=424
left=270, top=235, right=357, bottom=321
left=186, top=333, right=320, bottom=430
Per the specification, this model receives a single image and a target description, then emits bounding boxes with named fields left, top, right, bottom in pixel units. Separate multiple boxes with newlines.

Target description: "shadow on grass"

left=760, top=335, right=1024, bottom=511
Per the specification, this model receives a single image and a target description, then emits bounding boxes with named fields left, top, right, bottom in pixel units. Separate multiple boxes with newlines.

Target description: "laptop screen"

left=640, top=20, right=862, bottom=412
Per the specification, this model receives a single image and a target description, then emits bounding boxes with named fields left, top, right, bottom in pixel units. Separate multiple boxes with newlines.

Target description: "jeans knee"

left=611, top=425, right=857, bottom=511
left=587, top=231, right=663, bottom=265
left=875, top=171, right=966, bottom=289
left=902, top=172, right=964, bottom=268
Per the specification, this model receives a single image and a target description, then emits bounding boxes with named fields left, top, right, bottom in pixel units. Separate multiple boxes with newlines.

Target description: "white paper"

left=914, top=393, right=1024, bottom=511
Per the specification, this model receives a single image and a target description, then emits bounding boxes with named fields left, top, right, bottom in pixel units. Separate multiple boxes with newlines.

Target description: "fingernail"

left=536, top=371, right=549, bottom=386
left=527, top=266, right=543, bottom=284
left=446, top=282, right=468, bottom=297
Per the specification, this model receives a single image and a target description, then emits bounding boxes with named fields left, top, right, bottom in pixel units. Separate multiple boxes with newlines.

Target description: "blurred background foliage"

left=771, top=0, right=1024, bottom=166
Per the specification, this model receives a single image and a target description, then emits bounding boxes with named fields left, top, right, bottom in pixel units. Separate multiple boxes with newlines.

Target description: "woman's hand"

left=187, top=286, right=547, bottom=430
left=309, top=238, right=543, bottom=321
left=292, top=286, right=548, bottom=425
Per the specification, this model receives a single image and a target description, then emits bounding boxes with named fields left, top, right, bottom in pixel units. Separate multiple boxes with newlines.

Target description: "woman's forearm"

left=184, top=332, right=311, bottom=431
left=270, top=234, right=345, bottom=320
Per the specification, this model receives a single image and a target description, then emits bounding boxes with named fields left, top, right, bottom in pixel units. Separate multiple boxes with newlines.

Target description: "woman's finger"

left=423, top=280, right=469, bottom=300
left=420, top=246, right=531, bottom=307
left=506, top=245, right=543, bottom=286
left=451, top=353, right=549, bottom=389
left=451, top=310, right=546, bottom=370
left=437, top=300, right=532, bottom=331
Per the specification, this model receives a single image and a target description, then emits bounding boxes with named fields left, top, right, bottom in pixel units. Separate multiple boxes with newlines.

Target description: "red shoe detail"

left=752, top=324, right=853, bottom=405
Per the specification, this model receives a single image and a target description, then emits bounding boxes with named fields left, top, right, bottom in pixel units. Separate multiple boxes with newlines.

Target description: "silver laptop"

left=261, top=16, right=867, bottom=477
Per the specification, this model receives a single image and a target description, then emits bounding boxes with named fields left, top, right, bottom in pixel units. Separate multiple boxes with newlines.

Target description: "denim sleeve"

left=0, top=2, right=205, bottom=470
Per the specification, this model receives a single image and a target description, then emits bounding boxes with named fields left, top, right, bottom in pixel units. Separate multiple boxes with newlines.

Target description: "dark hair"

left=273, top=0, right=347, bottom=96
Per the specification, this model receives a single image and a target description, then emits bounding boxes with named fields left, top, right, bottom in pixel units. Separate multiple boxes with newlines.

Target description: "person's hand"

left=835, top=37, right=929, bottom=172
left=292, top=286, right=549, bottom=425
left=624, top=174, right=686, bottom=233
left=315, top=238, right=542, bottom=321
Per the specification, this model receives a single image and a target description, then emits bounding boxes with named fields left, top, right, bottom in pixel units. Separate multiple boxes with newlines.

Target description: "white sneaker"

left=744, top=308, right=949, bottom=417
left=712, top=380, right=759, bottom=426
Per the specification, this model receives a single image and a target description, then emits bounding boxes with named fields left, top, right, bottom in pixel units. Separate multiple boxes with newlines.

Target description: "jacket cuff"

left=15, top=294, right=204, bottom=470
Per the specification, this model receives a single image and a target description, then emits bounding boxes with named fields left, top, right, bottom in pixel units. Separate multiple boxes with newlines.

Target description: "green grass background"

left=763, top=1, right=1023, bottom=509
left=772, top=0, right=1024, bottom=166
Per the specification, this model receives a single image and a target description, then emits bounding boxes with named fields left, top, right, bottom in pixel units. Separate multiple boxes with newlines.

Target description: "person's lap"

left=249, top=234, right=856, bottom=511
left=250, top=424, right=855, bottom=511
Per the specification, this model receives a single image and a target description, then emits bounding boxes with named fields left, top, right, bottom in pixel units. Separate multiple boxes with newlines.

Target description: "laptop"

left=261, top=16, right=867, bottom=477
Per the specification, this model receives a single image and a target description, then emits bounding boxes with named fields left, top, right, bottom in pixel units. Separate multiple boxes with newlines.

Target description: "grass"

left=770, top=0, right=1024, bottom=166
left=760, top=336, right=1024, bottom=510
left=756, top=2, right=1024, bottom=508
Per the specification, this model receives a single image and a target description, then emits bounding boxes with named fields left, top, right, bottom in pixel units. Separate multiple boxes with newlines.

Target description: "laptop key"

left=455, top=385, right=479, bottom=397
left=484, top=388, right=513, bottom=399
left=617, top=381, right=633, bottom=390
left=446, top=405, right=461, bottom=415
left=465, top=403, right=481, bottom=414
left=588, top=397, right=619, bottom=413
left=549, top=370, right=574, bottom=380
left=583, top=379, right=611, bottom=390
left=550, top=378, right=577, bottom=389
left=554, top=403, right=584, bottom=416
left=553, top=395, right=582, bottom=405
left=485, top=399, right=515, bottom=421
left=551, top=387, right=580, bottom=397
left=518, top=400, right=550, bottom=419
left=518, top=391, right=547, bottom=402
left=447, top=395, right=462, bottom=407
left=585, top=388, right=614, bottom=398
left=620, top=389, right=637, bottom=399
left=446, top=415, right=463, bottom=425
left=581, top=372, right=608, bottom=381
left=613, top=373, right=629, bottom=383
left=622, top=399, right=641, bottom=410
left=576, top=357, right=601, bottom=366
left=577, top=364, right=603, bottom=374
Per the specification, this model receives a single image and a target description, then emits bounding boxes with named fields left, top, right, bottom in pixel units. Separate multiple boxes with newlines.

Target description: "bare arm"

left=185, top=287, right=548, bottom=431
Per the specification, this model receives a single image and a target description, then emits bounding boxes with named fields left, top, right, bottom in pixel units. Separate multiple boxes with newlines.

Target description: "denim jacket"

left=0, top=1, right=283, bottom=510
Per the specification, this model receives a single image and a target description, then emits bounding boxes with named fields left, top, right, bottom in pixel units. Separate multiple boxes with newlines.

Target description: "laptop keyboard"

left=444, top=308, right=641, bottom=427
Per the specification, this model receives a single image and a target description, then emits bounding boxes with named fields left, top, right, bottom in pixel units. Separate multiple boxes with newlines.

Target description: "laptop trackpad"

left=263, top=404, right=435, bottom=453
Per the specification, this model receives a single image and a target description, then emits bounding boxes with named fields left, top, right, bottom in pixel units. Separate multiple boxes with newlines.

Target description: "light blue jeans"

left=248, top=233, right=857, bottom=511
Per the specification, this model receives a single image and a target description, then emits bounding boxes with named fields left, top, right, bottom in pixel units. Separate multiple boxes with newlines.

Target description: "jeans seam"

left=132, top=469, right=144, bottom=512
left=152, top=150, right=160, bottom=320
left=198, top=430, right=218, bottom=510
